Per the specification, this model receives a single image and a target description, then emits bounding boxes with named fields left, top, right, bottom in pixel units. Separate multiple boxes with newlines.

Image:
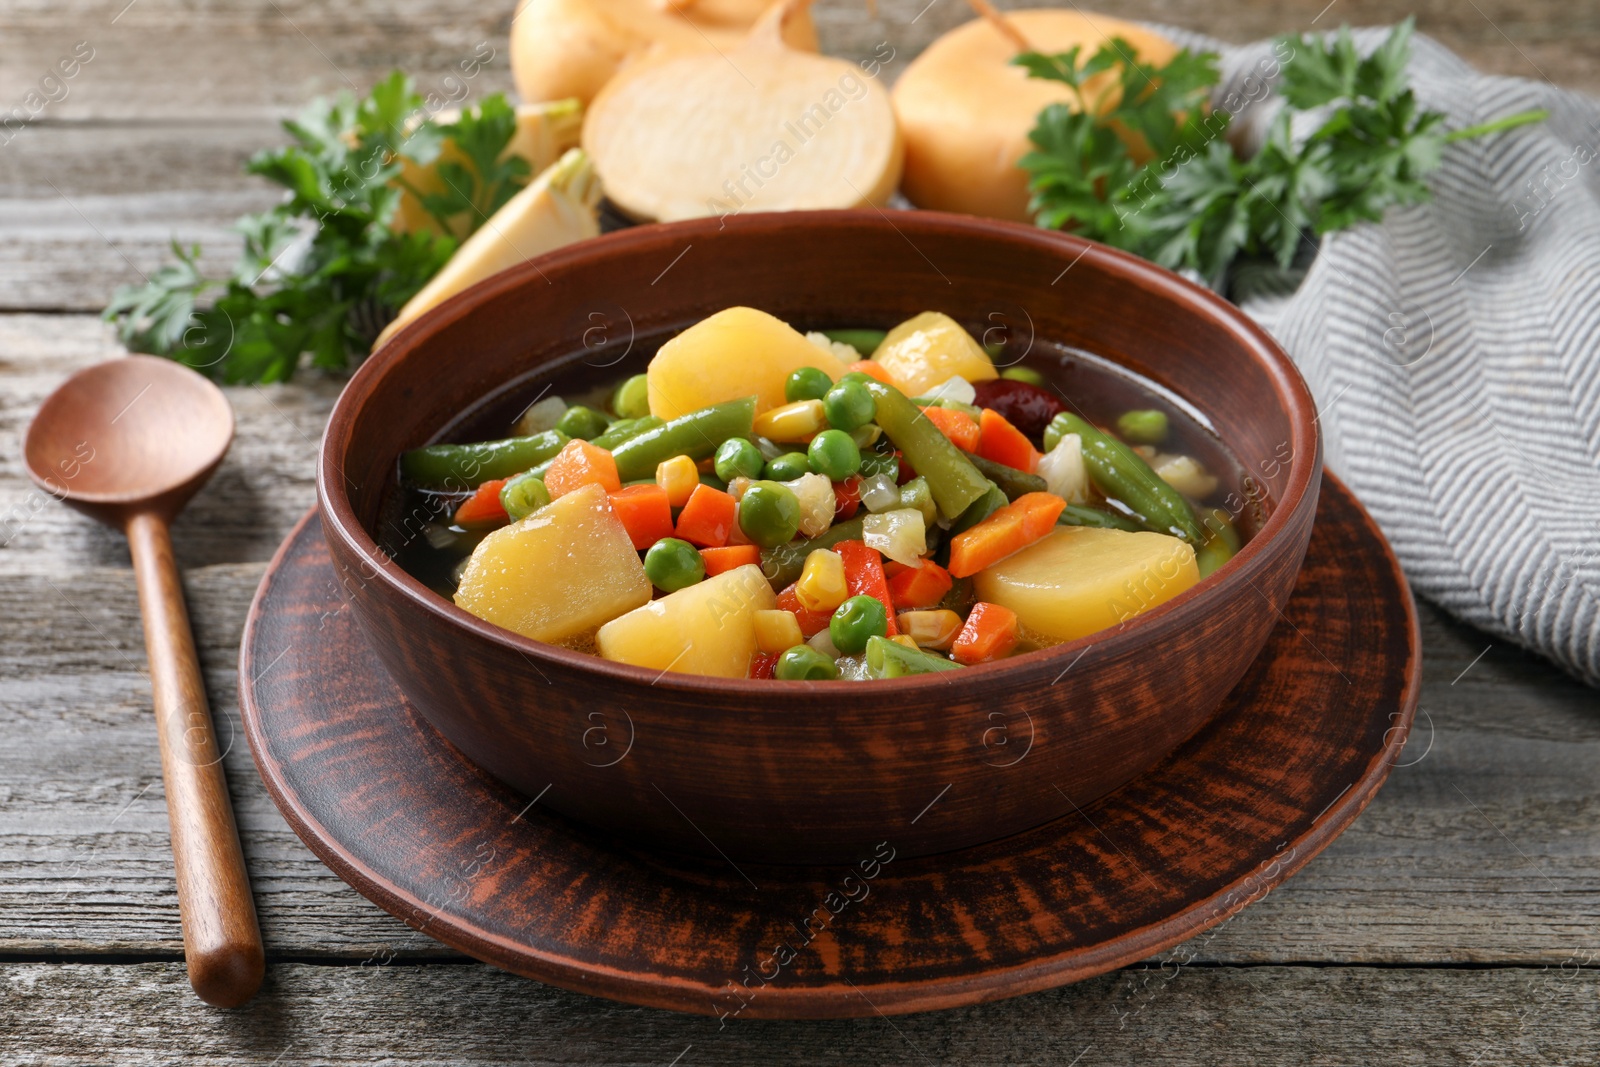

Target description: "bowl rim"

left=318, top=209, right=1322, bottom=695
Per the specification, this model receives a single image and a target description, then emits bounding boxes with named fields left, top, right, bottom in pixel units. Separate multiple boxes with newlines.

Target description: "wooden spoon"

left=23, top=355, right=264, bottom=1008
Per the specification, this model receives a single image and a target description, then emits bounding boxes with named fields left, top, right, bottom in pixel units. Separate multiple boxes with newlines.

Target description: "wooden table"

left=3, top=1, right=1597, bottom=1061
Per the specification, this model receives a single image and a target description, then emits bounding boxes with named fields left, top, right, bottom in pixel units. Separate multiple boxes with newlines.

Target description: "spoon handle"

left=126, top=510, right=265, bottom=1008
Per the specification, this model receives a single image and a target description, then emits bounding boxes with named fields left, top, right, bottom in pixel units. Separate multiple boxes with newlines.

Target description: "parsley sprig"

left=1016, top=20, right=1547, bottom=287
left=104, top=73, right=529, bottom=383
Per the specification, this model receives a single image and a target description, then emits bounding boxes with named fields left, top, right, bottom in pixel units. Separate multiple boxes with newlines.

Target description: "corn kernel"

left=655, top=454, right=699, bottom=507
left=795, top=549, right=848, bottom=613
left=752, top=399, right=826, bottom=442
left=754, top=609, right=804, bottom=654
left=890, top=635, right=921, bottom=651
left=897, top=609, right=963, bottom=650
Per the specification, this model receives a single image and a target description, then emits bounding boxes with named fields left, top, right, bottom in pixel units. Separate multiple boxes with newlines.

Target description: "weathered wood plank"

left=2, top=961, right=1598, bottom=1064
left=0, top=0, right=1590, bottom=123
left=1, top=562, right=1595, bottom=962
left=1, top=315, right=1597, bottom=965
left=1, top=0, right=1594, bottom=311
left=0, top=315, right=341, bottom=569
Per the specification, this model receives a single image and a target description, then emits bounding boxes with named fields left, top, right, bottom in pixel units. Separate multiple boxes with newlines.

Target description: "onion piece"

left=892, top=9, right=1180, bottom=222
left=510, top=0, right=817, bottom=107
left=376, top=149, right=601, bottom=348
left=582, top=0, right=903, bottom=222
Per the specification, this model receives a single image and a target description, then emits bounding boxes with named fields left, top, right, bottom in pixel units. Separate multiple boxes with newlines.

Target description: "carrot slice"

left=700, top=544, right=761, bottom=576
left=847, top=360, right=897, bottom=385
left=951, top=602, right=1020, bottom=665
left=920, top=405, right=980, bottom=452
left=608, top=484, right=674, bottom=550
left=833, top=539, right=899, bottom=636
left=674, top=483, right=738, bottom=547
left=886, top=559, right=954, bottom=610
left=977, top=408, right=1042, bottom=473
left=453, top=478, right=508, bottom=527
left=545, top=439, right=621, bottom=498
left=946, top=491, right=1067, bottom=578
left=776, top=582, right=833, bottom=638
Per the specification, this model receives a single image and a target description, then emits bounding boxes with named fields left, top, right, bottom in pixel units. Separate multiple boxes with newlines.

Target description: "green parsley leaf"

left=103, top=72, right=527, bottom=383
left=1016, top=20, right=1545, bottom=286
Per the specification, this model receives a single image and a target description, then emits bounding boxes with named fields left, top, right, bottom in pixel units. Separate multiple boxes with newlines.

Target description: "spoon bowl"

left=24, top=354, right=262, bottom=1009
left=24, top=354, right=234, bottom=521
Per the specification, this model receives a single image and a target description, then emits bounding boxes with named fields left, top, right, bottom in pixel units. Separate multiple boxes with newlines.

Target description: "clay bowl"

left=318, top=210, right=1322, bottom=866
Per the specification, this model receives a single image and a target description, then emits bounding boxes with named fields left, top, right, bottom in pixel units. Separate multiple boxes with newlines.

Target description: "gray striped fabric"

left=1156, top=27, right=1600, bottom=688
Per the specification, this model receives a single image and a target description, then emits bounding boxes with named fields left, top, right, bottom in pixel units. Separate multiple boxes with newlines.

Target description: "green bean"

left=865, top=635, right=961, bottom=678
left=897, top=476, right=937, bottom=526
left=610, top=396, right=758, bottom=482
left=863, top=381, right=991, bottom=521
left=857, top=450, right=899, bottom=481
left=400, top=429, right=569, bottom=487
left=1048, top=413, right=1205, bottom=543
left=760, top=516, right=866, bottom=587
left=590, top=415, right=664, bottom=451
left=967, top=453, right=1047, bottom=501
left=951, top=483, right=1008, bottom=535
left=1194, top=507, right=1241, bottom=579
left=822, top=328, right=887, bottom=355
left=1056, top=504, right=1144, bottom=533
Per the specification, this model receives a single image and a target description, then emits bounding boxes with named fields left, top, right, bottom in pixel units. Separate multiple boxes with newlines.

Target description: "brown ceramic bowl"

left=318, top=210, right=1321, bottom=866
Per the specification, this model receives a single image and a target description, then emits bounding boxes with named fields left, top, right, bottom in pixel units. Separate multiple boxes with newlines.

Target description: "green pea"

left=774, top=644, right=839, bottom=681
left=499, top=471, right=550, bottom=521
left=1000, top=366, right=1047, bottom=386
left=643, top=537, right=705, bottom=592
left=738, top=481, right=801, bottom=548
left=839, top=371, right=877, bottom=385
left=807, top=429, right=861, bottom=480
left=785, top=366, right=834, bottom=403
left=611, top=374, right=651, bottom=420
left=830, top=594, right=888, bottom=656
left=556, top=404, right=610, bottom=441
left=714, top=437, right=765, bottom=482
left=763, top=452, right=811, bottom=482
left=823, top=379, right=876, bottom=431
left=1116, top=409, right=1170, bottom=445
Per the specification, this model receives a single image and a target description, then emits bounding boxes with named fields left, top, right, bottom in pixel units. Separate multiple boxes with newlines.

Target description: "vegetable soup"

left=380, top=307, right=1258, bottom=680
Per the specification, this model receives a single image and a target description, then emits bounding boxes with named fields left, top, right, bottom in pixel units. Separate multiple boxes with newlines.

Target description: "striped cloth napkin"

left=1161, top=27, right=1600, bottom=688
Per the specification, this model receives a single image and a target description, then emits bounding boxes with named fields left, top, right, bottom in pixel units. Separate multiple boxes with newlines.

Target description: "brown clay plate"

left=240, top=472, right=1419, bottom=1019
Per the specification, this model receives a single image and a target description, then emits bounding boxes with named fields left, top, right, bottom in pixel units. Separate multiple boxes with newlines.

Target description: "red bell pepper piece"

left=833, top=539, right=899, bottom=636
left=776, top=582, right=833, bottom=639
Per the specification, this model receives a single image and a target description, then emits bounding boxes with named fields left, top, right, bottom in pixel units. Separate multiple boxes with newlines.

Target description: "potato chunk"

left=870, top=311, right=998, bottom=397
left=647, top=307, right=850, bottom=420
left=972, top=526, right=1198, bottom=642
left=596, top=564, right=777, bottom=678
left=454, top=483, right=651, bottom=643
